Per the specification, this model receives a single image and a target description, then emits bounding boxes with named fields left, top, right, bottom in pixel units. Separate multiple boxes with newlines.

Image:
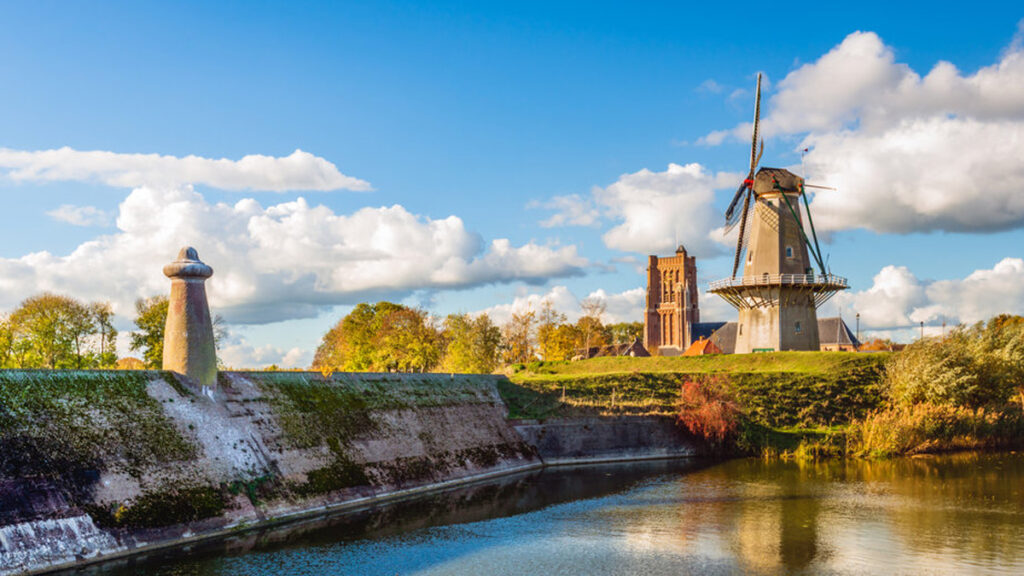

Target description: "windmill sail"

left=728, top=72, right=763, bottom=277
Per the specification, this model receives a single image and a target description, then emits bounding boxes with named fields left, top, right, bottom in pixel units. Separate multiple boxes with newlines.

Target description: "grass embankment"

left=504, top=346, right=1024, bottom=459
left=501, top=352, right=889, bottom=457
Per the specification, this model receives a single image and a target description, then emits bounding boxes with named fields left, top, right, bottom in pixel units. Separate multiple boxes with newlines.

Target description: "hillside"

left=501, top=352, right=889, bottom=428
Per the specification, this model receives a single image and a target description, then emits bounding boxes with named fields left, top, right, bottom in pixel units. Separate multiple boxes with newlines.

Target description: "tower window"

left=785, top=246, right=794, bottom=259
left=738, top=324, right=743, bottom=335
left=795, top=321, right=802, bottom=334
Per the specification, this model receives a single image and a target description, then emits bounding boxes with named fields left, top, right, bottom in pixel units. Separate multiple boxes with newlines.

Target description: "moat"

left=63, top=452, right=1024, bottom=576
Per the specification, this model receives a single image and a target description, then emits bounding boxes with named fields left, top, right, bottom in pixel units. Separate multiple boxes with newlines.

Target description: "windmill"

left=710, top=73, right=848, bottom=353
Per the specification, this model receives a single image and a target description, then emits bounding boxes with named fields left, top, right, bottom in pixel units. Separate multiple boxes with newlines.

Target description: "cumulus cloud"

left=703, top=29, right=1024, bottom=235
left=46, top=204, right=111, bottom=227
left=0, top=147, right=371, bottom=192
left=0, top=187, right=588, bottom=324
left=835, top=258, right=1024, bottom=335
left=598, top=163, right=737, bottom=257
left=534, top=163, right=736, bottom=257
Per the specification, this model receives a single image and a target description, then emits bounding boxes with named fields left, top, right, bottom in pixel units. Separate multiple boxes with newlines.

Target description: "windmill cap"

left=755, top=167, right=803, bottom=194
left=163, top=246, right=214, bottom=279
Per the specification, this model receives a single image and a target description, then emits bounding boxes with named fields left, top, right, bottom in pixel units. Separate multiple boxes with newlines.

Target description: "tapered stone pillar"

left=163, top=247, right=217, bottom=390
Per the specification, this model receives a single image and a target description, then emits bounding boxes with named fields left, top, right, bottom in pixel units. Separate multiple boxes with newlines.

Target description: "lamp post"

left=856, top=313, right=860, bottom=343
left=920, top=320, right=924, bottom=340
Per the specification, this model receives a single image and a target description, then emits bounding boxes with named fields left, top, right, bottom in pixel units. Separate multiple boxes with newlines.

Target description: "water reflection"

left=62, top=453, right=1024, bottom=575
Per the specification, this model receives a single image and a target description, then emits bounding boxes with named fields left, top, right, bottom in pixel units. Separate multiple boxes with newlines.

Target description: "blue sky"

left=1, top=1, right=1023, bottom=366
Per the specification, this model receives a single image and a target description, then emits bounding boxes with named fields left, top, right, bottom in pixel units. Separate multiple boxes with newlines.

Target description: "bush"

left=885, top=318, right=1024, bottom=409
left=677, top=377, right=742, bottom=449
left=849, top=403, right=1024, bottom=458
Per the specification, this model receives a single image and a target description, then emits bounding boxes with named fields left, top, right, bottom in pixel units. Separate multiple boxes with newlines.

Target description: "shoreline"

left=35, top=453, right=701, bottom=576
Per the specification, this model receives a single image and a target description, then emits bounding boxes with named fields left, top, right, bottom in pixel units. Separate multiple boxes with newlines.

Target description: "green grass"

left=512, top=351, right=888, bottom=379
left=503, top=353, right=888, bottom=431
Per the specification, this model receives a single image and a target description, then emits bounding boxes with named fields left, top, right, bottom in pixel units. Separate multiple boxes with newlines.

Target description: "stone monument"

left=162, top=246, right=217, bottom=391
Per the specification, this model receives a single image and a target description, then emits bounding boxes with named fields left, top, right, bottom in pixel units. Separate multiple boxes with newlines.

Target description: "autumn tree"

left=312, top=302, right=442, bottom=372
left=536, top=300, right=567, bottom=361
left=440, top=313, right=502, bottom=374
left=377, top=307, right=441, bottom=372
left=501, top=309, right=536, bottom=365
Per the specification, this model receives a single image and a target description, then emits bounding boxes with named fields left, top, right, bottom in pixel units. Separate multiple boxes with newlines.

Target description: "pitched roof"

left=709, top=322, right=738, bottom=354
left=705, top=317, right=860, bottom=352
left=683, top=338, right=723, bottom=356
left=818, top=317, right=861, bottom=348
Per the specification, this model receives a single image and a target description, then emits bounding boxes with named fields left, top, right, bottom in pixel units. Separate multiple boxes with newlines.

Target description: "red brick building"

left=644, top=245, right=699, bottom=355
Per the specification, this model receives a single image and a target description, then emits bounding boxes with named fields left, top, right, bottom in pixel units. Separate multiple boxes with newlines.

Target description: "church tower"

left=644, top=245, right=699, bottom=355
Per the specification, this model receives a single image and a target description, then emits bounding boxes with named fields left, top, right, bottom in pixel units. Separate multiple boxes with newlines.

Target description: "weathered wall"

left=0, top=371, right=538, bottom=575
left=512, top=416, right=699, bottom=465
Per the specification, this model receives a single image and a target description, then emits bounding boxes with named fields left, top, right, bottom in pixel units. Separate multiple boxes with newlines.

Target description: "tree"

left=0, top=315, right=12, bottom=368
left=501, top=309, right=536, bottom=365
left=536, top=300, right=567, bottom=361
left=378, top=307, right=441, bottom=372
left=130, top=296, right=169, bottom=369
left=577, top=297, right=607, bottom=353
left=441, top=313, right=502, bottom=374
left=91, top=302, right=118, bottom=368
left=544, top=323, right=579, bottom=362
left=5, top=293, right=115, bottom=369
left=312, top=302, right=443, bottom=372
left=605, top=321, right=643, bottom=345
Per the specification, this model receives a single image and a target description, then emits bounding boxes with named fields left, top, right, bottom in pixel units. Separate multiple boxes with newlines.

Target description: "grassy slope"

left=502, top=352, right=890, bottom=430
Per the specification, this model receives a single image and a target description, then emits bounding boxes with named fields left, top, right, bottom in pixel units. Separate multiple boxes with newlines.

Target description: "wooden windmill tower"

left=709, top=73, right=847, bottom=353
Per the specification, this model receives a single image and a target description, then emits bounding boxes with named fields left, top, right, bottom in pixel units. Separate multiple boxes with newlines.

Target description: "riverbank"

left=504, top=350, right=1024, bottom=460
left=0, top=370, right=701, bottom=576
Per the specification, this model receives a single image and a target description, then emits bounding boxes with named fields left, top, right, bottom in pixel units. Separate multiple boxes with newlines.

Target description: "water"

left=66, top=453, right=1024, bottom=575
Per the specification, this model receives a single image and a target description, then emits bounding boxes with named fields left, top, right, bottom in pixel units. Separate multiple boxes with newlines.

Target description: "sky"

left=1, top=1, right=1023, bottom=367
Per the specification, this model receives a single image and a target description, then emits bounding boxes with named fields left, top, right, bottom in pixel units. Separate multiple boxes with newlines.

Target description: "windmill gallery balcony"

left=709, top=273, right=848, bottom=310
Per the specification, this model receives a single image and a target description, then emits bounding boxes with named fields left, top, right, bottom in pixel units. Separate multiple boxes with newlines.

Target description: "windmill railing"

left=709, top=274, right=848, bottom=291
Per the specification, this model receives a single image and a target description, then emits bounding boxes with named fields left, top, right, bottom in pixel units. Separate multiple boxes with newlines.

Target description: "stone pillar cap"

left=163, top=246, right=214, bottom=279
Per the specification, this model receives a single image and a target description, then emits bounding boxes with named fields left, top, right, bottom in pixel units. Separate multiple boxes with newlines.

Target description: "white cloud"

left=598, top=163, right=731, bottom=257
left=0, top=186, right=588, bottom=324
left=530, top=194, right=600, bottom=228
left=531, top=163, right=735, bottom=258
left=219, top=335, right=310, bottom=370
left=0, top=147, right=371, bottom=192
left=702, top=29, right=1024, bottom=235
left=46, top=204, right=111, bottom=227
left=834, top=258, right=1024, bottom=336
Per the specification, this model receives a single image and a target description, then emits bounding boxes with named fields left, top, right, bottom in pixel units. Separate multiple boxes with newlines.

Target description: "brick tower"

left=644, top=245, right=699, bottom=355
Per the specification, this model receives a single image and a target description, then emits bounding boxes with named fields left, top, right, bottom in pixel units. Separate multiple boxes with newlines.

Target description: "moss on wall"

left=87, top=485, right=226, bottom=529
left=0, top=371, right=197, bottom=485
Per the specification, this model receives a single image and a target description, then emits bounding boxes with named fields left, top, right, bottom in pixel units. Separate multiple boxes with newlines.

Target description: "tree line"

left=0, top=293, right=219, bottom=370
left=312, top=298, right=642, bottom=374
left=0, top=293, right=118, bottom=369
